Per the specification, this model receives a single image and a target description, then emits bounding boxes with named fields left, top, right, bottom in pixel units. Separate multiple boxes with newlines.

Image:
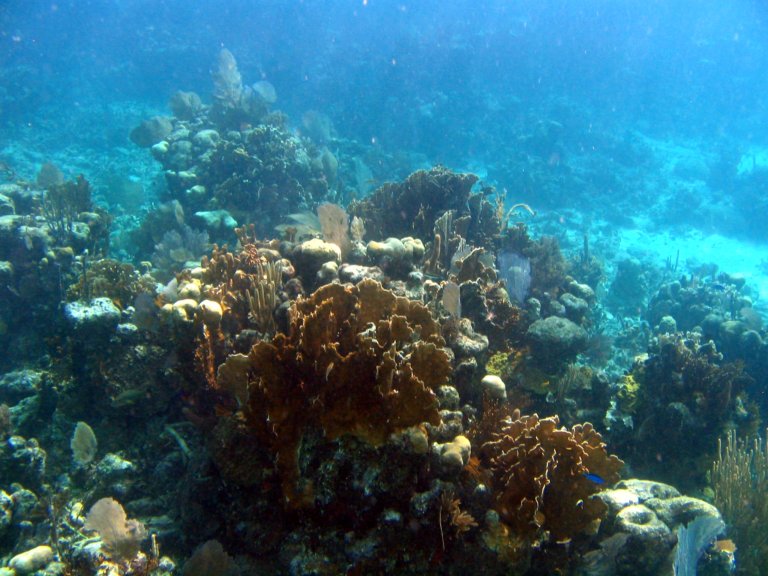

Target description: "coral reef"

left=132, top=50, right=334, bottom=240
left=474, top=407, right=623, bottom=545
left=0, top=176, right=112, bottom=371
left=213, top=278, right=450, bottom=505
left=621, top=332, right=756, bottom=487
left=348, top=166, right=479, bottom=241
left=0, top=139, right=753, bottom=576
left=194, top=122, right=329, bottom=230
left=647, top=274, right=768, bottom=407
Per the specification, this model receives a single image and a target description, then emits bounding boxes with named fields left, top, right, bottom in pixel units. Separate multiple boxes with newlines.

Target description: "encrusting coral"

left=214, top=278, right=452, bottom=505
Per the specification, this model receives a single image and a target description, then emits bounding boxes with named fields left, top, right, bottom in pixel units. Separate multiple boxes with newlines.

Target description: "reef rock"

left=0, top=490, right=11, bottom=539
left=130, top=116, right=174, bottom=148
left=0, top=436, right=46, bottom=489
left=526, top=315, right=588, bottom=367
left=64, top=298, right=121, bottom=335
left=292, top=238, right=342, bottom=284
left=0, top=260, right=12, bottom=283
left=0, top=193, right=14, bottom=216
left=338, top=263, right=386, bottom=284
left=0, top=369, right=44, bottom=404
left=8, top=545, right=54, bottom=574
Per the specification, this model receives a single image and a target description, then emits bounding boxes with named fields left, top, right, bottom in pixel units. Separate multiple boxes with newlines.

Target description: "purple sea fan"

left=498, top=251, right=531, bottom=303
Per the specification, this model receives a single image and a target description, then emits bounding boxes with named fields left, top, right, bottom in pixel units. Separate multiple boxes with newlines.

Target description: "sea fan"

left=673, top=515, right=725, bottom=576
left=152, top=225, right=209, bottom=279
left=498, top=250, right=531, bottom=303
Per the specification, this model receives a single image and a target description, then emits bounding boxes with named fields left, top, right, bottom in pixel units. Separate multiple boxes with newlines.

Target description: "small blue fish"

left=583, top=472, right=606, bottom=485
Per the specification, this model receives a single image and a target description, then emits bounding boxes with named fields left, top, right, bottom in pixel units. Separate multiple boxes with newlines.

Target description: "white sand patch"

left=616, top=226, right=768, bottom=304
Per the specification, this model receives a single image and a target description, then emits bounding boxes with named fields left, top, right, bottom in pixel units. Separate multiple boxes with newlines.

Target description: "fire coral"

left=216, top=278, right=451, bottom=505
left=478, top=409, right=623, bottom=543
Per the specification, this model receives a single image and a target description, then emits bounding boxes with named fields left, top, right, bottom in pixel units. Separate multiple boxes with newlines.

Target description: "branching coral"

left=41, top=175, right=92, bottom=245
left=475, top=408, right=623, bottom=544
left=711, top=429, right=768, bottom=575
left=215, top=278, right=451, bottom=506
left=200, top=239, right=283, bottom=337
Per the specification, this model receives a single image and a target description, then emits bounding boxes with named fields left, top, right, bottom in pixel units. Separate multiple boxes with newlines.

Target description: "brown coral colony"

left=478, top=410, right=623, bottom=543
left=194, top=191, right=624, bottom=552
left=215, top=278, right=450, bottom=505
left=3, top=21, right=766, bottom=576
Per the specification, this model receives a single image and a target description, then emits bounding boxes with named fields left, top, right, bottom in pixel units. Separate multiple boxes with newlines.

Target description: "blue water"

left=2, top=1, right=768, bottom=574
left=3, top=0, right=768, bottom=235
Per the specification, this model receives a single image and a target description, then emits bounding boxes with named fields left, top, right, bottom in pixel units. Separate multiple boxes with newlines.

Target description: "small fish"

left=583, top=472, right=606, bottom=485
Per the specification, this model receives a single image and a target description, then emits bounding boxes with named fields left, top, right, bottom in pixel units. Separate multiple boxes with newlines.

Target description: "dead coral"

left=216, top=278, right=451, bottom=506
left=476, top=409, right=623, bottom=544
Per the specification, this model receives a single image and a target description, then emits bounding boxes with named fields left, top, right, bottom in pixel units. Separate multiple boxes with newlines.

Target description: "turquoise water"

left=0, top=2, right=766, bottom=574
